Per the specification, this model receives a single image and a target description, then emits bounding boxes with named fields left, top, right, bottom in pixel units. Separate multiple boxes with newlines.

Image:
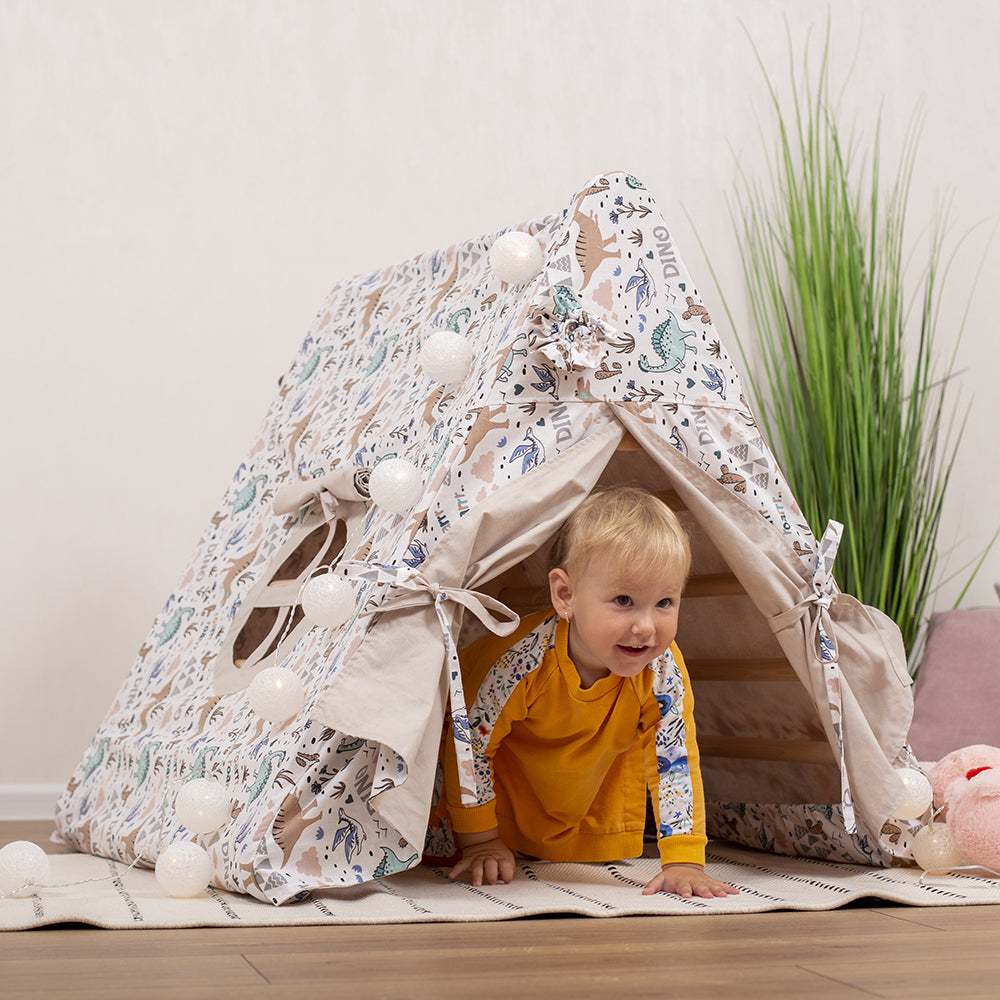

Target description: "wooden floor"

left=3, top=821, right=1000, bottom=999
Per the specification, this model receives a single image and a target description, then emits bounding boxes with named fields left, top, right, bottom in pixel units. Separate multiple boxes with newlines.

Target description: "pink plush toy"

left=930, top=744, right=1000, bottom=811
left=930, top=745, right=1000, bottom=869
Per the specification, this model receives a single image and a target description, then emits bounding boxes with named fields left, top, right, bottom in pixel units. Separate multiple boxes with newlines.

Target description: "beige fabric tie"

left=336, top=560, right=520, bottom=807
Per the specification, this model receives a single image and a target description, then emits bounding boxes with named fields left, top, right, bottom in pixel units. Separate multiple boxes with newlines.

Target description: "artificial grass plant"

left=728, top=34, right=974, bottom=662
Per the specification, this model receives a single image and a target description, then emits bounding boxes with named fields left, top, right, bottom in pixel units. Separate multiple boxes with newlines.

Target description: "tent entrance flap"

left=472, top=428, right=847, bottom=827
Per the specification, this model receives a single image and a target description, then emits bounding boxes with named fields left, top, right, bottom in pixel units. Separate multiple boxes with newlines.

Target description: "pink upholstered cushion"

left=908, top=608, right=1000, bottom=761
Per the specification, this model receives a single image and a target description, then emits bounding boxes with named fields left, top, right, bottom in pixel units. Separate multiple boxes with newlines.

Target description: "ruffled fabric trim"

left=526, top=283, right=616, bottom=370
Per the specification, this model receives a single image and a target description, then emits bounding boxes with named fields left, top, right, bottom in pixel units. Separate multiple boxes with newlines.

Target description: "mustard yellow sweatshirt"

left=444, top=610, right=706, bottom=867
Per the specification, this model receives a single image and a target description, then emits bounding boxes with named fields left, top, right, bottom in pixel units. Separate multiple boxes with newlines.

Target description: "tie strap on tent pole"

left=769, top=520, right=857, bottom=833
left=272, top=467, right=371, bottom=522
left=334, top=560, right=521, bottom=807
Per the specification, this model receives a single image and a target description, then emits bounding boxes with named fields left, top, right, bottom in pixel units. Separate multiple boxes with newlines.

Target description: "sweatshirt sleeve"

left=645, top=642, right=708, bottom=867
left=443, top=612, right=552, bottom=836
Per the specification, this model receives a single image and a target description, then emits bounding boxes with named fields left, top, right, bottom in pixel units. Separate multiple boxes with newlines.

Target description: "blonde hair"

left=549, top=486, right=691, bottom=582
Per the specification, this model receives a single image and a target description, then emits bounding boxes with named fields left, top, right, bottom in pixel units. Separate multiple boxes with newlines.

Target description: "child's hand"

left=642, top=862, right=740, bottom=899
left=447, top=837, right=516, bottom=887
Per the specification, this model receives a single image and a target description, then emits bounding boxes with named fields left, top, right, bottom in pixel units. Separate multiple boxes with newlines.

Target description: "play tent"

left=55, top=171, right=915, bottom=904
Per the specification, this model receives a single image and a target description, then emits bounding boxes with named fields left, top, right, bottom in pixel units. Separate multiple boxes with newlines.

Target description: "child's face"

left=548, top=551, right=684, bottom=688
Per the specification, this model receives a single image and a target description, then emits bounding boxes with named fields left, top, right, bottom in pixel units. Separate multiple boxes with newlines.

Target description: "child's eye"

left=657, top=598, right=674, bottom=609
left=614, top=595, right=632, bottom=607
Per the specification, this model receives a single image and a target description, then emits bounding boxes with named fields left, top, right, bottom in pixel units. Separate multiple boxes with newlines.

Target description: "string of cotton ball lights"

left=244, top=559, right=361, bottom=724
left=149, top=768, right=231, bottom=897
left=0, top=833, right=220, bottom=903
left=420, top=230, right=543, bottom=386
left=0, top=750, right=237, bottom=902
left=245, top=452, right=437, bottom=731
left=2, top=454, right=428, bottom=903
left=243, top=457, right=428, bottom=731
left=0, top=839, right=148, bottom=901
left=5, top=299, right=476, bottom=904
left=240, top=549, right=360, bottom=728
left=151, top=767, right=236, bottom=897
left=244, top=234, right=542, bottom=736
left=884, top=760, right=1000, bottom=878
left=368, top=236, right=543, bottom=506
left=878, top=763, right=949, bottom=872
left=241, top=229, right=512, bottom=735
left=887, top=764, right=945, bottom=871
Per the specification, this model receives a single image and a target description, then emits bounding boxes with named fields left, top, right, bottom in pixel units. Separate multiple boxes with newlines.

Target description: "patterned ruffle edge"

left=707, top=801, right=909, bottom=868
left=526, top=284, right=616, bottom=370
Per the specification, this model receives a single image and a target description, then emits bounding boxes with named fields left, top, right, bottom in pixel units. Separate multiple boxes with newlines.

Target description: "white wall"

left=2, top=0, right=998, bottom=798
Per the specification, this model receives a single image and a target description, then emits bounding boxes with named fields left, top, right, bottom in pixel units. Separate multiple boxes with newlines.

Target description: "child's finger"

left=446, top=857, right=469, bottom=880
left=641, top=873, right=666, bottom=896
left=692, top=877, right=738, bottom=898
left=499, top=855, right=516, bottom=884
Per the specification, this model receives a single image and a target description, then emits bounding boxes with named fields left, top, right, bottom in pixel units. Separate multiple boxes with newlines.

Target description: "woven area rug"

left=4, top=843, right=1000, bottom=930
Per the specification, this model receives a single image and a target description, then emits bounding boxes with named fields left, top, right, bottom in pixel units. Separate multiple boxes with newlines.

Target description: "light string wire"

left=1, top=756, right=233, bottom=902
left=0, top=852, right=149, bottom=902
left=920, top=865, right=1000, bottom=884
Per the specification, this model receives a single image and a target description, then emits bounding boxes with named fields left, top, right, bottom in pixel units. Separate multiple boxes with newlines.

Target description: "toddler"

left=443, top=486, right=738, bottom=898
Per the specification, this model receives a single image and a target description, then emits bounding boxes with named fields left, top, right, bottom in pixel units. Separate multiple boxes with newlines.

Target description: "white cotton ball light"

left=174, top=778, right=232, bottom=835
left=368, top=458, right=423, bottom=514
left=420, top=329, right=475, bottom=384
left=0, top=841, right=50, bottom=898
left=890, top=767, right=934, bottom=821
left=248, top=666, right=306, bottom=723
left=301, top=574, right=355, bottom=629
left=911, top=822, right=966, bottom=871
left=155, top=841, right=213, bottom=898
left=489, top=231, right=544, bottom=284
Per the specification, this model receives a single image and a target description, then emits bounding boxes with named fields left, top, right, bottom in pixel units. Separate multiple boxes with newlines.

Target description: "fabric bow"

left=336, top=561, right=520, bottom=807
left=526, top=283, right=616, bottom=371
left=770, top=521, right=855, bottom=832
left=273, top=468, right=370, bottom=522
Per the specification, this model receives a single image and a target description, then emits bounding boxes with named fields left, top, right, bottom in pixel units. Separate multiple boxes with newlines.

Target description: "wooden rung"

left=683, top=573, right=745, bottom=598
left=686, top=658, right=797, bottom=682
left=497, top=573, right=745, bottom=611
left=698, top=737, right=836, bottom=765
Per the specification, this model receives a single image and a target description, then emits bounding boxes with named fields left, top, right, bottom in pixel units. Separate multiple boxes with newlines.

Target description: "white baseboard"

left=0, top=785, right=63, bottom=821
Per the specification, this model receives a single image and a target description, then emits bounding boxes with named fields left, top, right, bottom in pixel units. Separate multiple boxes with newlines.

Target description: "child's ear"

left=548, top=568, right=573, bottom=618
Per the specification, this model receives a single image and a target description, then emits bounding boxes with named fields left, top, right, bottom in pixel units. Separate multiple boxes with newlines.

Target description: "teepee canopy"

left=56, top=171, right=914, bottom=903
